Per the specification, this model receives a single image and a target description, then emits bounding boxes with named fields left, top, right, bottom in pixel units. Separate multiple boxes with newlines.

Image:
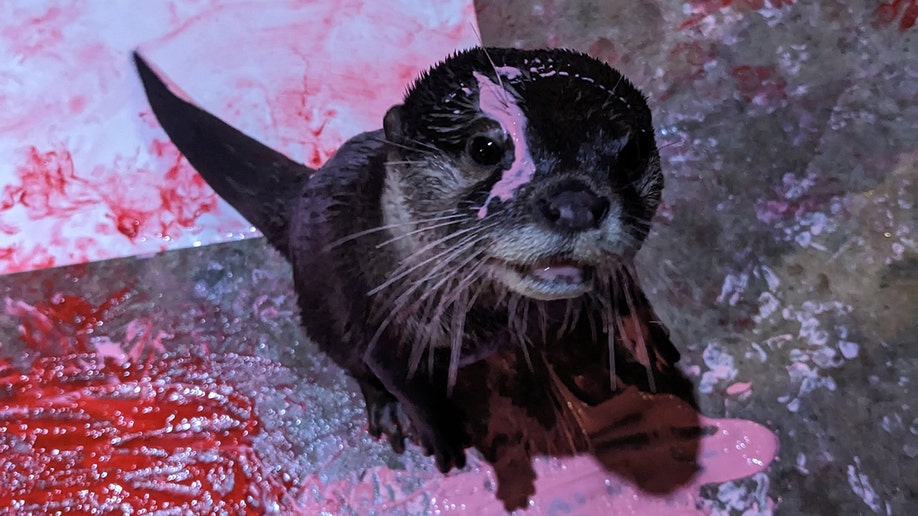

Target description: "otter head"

left=381, top=48, right=662, bottom=302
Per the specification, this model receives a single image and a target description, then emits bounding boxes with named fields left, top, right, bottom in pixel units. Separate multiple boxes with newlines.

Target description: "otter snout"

left=536, top=181, right=610, bottom=232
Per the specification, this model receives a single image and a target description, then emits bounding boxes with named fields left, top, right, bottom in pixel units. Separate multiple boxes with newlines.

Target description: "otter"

left=134, top=48, right=689, bottom=473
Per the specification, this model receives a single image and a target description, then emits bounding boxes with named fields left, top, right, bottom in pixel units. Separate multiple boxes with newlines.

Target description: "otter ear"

left=384, top=104, right=406, bottom=144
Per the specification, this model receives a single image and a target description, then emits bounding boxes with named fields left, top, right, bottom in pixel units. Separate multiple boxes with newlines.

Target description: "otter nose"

left=538, top=184, right=610, bottom=231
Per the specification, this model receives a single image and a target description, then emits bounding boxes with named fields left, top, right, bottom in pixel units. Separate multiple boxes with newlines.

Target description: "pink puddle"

left=0, top=0, right=478, bottom=274
left=297, top=414, right=777, bottom=515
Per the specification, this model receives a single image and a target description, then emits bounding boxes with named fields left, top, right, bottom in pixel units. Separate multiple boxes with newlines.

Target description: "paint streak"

left=474, top=70, right=536, bottom=218
left=5, top=288, right=134, bottom=356
left=0, top=143, right=222, bottom=269
left=0, top=354, right=291, bottom=514
left=1, top=146, right=93, bottom=219
left=875, top=0, right=918, bottom=31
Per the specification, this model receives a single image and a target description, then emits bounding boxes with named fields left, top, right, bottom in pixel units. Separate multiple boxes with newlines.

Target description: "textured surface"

left=1, top=0, right=916, bottom=514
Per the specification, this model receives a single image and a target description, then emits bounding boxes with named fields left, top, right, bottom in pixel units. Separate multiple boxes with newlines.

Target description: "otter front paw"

left=412, top=406, right=468, bottom=473
left=359, top=378, right=412, bottom=454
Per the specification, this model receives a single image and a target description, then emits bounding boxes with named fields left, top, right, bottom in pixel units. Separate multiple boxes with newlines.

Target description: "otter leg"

left=358, top=376, right=411, bottom=454
left=363, top=343, right=468, bottom=473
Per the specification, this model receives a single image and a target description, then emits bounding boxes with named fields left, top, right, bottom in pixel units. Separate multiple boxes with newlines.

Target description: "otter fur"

left=135, top=47, right=689, bottom=473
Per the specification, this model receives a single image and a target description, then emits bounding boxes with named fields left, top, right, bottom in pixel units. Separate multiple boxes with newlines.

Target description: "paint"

left=473, top=70, right=536, bottom=218
left=0, top=0, right=479, bottom=274
left=0, top=354, right=292, bottom=513
left=292, top=413, right=778, bottom=515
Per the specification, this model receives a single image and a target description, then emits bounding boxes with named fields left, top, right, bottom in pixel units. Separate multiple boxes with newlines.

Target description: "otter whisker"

left=374, top=216, right=468, bottom=249
left=365, top=233, right=490, bottom=356
left=556, top=297, right=576, bottom=340
left=598, top=276, right=618, bottom=392
left=385, top=219, right=492, bottom=272
left=618, top=267, right=656, bottom=392
left=410, top=259, right=489, bottom=378
left=398, top=246, right=490, bottom=385
left=408, top=287, right=446, bottom=377
left=324, top=212, right=465, bottom=251
left=385, top=160, right=431, bottom=166
left=367, top=224, right=492, bottom=296
left=446, top=286, right=470, bottom=395
left=536, top=301, right=549, bottom=345
left=400, top=242, right=488, bottom=317
left=417, top=254, right=488, bottom=321
left=374, top=135, right=440, bottom=155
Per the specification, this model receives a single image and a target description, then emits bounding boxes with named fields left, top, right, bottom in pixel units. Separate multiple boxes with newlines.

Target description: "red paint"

left=1, top=146, right=93, bottom=219
left=95, top=140, right=219, bottom=242
left=113, top=210, right=144, bottom=238
left=875, top=0, right=918, bottom=30
left=0, top=354, right=290, bottom=514
left=2, top=143, right=216, bottom=246
left=153, top=139, right=218, bottom=228
left=8, top=288, right=134, bottom=355
left=269, top=74, right=340, bottom=168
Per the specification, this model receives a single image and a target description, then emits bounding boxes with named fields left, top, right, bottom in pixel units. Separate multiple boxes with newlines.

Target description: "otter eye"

left=467, top=136, right=504, bottom=167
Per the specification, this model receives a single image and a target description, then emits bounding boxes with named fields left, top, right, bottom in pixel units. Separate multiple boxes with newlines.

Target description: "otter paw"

left=413, top=409, right=468, bottom=473
left=361, top=382, right=413, bottom=454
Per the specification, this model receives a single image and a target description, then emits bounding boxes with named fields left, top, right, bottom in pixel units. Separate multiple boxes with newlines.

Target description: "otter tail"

left=133, top=52, right=312, bottom=257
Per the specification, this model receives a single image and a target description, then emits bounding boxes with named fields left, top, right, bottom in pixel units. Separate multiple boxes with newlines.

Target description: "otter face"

left=382, top=48, right=662, bottom=301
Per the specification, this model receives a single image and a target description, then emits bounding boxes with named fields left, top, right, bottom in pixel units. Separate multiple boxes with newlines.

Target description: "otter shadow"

left=454, top=349, right=703, bottom=512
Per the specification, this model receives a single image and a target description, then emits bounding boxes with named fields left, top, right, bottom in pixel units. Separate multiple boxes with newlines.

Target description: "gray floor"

left=0, top=0, right=914, bottom=514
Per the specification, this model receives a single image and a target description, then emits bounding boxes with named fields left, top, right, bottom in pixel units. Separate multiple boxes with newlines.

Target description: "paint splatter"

left=5, top=288, right=134, bottom=355
left=0, top=354, right=292, bottom=514
left=0, top=0, right=480, bottom=275
left=874, top=0, right=918, bottom=31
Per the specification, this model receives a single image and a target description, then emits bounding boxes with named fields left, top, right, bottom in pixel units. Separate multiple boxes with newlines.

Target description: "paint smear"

left=0, top=354, right=292, bottom=514
left=474, top=70, right=537, bottom=218
left=294, top=416, right=777, bottom=515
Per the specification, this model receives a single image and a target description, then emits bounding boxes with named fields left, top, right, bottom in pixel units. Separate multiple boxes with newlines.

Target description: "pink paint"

left=474, top=70, right=536, bottom=218
left=294, top=413, right=778, bottom=515
left=726, top=381, right=753, bottom=396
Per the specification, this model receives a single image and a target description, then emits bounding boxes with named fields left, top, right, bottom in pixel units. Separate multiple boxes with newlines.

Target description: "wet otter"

left=135, top=47, right=688, bottom=473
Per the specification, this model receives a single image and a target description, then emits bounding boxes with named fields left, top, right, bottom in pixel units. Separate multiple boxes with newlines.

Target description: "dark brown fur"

left=135, top=47, right=692, bottom=473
